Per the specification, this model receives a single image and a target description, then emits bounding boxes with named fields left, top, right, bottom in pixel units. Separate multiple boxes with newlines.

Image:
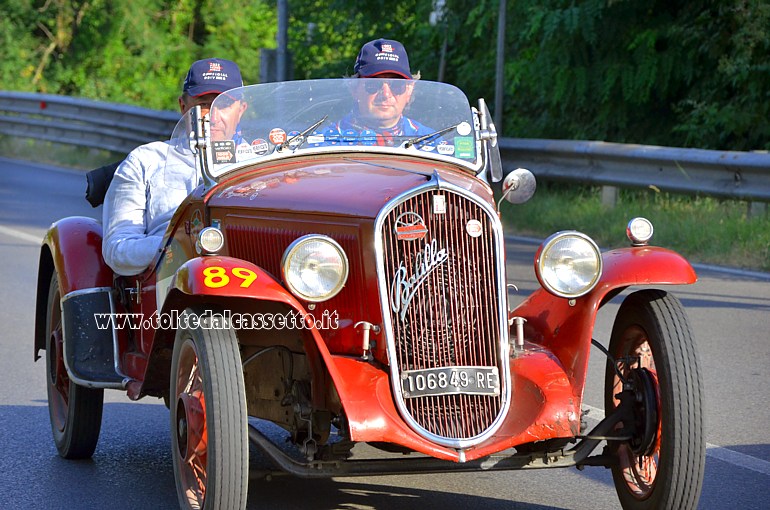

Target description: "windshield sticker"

left=307, top=133, right=325, bottom=146
left=343, top=129, right=357, bottom=145
left=213, top=140, right=236, bottom=164
left=454, top=137, right=475, bottom=159
left=360, top=129, right=377, bottom=146
left=456, top=122, right=472, bottom=136
left=235, top=142, right=253, bottom=161
left=437, top=141, right=455, bottom=155
left=251, top=138, right=269, bottom=156
left=269, top=128, right=286, bottom=145
left=325, top=128, right=341, bottom=145
left=286, top=130, right=304, bottom=149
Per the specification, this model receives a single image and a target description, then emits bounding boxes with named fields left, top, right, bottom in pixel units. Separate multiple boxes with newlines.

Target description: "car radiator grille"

left=379, top=187, right=505, bottom=441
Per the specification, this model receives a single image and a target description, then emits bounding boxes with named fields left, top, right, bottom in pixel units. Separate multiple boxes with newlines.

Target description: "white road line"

left=582, top=404, right=770, bottom=476
left=0, top=224, right=44, bottom=245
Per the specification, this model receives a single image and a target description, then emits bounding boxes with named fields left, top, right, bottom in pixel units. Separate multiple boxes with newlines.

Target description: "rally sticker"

left=437, top=141, right=455, bottom=155
left=342, top=129, right=357, bottom=145
left=213, top=140, right=236, bottom=164
left=456, top=122, right=472, bottom=136
left=360, top=129, right=377, bottom=146
left=251, top=138, right=269, bottom=156
left=269, top=128, right=287, bottom=145
left=307, top=133, right=325, bottom=146
left=235, top=142, right=253, bottom=161
left=454, top=137, right=475, bottom=159
left=325, top=128, right=340, bottom=145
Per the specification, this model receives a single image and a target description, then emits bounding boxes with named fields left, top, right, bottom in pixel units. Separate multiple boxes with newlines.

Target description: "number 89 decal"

left=202, top=266, right=258, bottom=288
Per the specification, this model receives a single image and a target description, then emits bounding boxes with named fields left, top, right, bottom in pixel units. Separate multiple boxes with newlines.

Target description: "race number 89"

left=202, top=266, right=257, bottom=288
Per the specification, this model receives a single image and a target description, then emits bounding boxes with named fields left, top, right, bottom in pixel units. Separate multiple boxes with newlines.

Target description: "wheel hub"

left=176, top=392, right=206, bottom=460
left=628, top=367, right=658, bottom=456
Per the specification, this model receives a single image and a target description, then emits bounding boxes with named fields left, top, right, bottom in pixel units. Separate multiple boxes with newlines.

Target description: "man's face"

left=179, top=93, right=248, bottom=141
left=353, top=74, right=414, bottom=129
left=209, top=95, right=248, bottom=141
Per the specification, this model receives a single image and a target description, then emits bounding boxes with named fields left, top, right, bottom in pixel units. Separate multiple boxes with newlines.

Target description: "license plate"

left=400, top=366, right=500, bottom=398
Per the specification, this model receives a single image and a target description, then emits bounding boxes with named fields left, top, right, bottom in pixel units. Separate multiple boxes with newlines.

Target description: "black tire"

left=170, top=307, right=248, bottom=510
left=604, top=290, right=705, bottom=510
left=45, top=273, right=104, bottom=459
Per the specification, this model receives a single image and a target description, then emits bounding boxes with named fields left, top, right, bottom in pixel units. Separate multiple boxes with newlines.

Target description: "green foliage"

left=1, top=0, right=768, bottom=150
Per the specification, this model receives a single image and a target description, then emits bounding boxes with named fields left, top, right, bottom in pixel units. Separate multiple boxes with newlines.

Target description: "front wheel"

left=604, top=290, right=705, bottom=510
left=170, top=307, right=248, bottom=510
left=45, top=272, right=104, bottom=459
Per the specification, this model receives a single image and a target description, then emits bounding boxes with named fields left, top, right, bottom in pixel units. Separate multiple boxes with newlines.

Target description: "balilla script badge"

left=394, top=211, right=428, bottom=241
left=390, top=239, right=449, bottom=321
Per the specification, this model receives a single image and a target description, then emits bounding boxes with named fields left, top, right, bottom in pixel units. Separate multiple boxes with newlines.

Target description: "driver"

left=334, top=39, right=433, bottom=146
left=102, top=58, right=247, bottom=276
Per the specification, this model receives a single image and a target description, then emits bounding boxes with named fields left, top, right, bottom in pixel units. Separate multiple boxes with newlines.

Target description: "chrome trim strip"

left=61, top=286, right=112, bottom=302
left=374, top=175, right=511, bottom=449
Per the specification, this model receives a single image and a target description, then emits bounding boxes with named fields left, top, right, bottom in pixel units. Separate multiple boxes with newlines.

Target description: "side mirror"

left=499, top=168, right=536, bottom=206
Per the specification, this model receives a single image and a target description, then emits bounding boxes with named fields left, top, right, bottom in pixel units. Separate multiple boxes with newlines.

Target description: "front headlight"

left=535, top=231, right=602, bottom=298
left=281, top=235, right=349, bottom=302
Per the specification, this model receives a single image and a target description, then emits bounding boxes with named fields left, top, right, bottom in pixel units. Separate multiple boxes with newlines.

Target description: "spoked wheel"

left=170, top=308, right=248, bottom=510
left=604, top=290, right=705, bottom=510
left=45, top=273, right=104, bottom=459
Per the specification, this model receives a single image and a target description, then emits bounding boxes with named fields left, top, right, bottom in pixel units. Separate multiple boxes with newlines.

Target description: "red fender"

left=510, top=245, right=696, bottom=407
left=42, top=216, right=113, bottom=294
left=35, top=216, right=113, bottom=359
left=170, top=256, right=296, bottom=301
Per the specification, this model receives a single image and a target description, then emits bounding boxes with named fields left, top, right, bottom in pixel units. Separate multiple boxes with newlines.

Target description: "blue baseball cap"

left=183, top=58, right=243, bottom=97
left=353, top=39, right=412, bottom=79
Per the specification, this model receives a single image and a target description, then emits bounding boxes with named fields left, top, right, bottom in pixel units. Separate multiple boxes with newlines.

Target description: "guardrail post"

left=601, top=186, right=618, bottom=208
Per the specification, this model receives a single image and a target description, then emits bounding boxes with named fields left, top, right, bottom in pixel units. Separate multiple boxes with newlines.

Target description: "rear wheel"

left=604, top=290, right=705, bottom=510
left=45, top=273, right=104, bottom=459
left=170, top=307, right=248, bottom=510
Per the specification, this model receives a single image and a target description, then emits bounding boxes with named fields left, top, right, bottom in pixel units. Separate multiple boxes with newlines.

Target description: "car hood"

left=206, top=156, right=493, bottom=218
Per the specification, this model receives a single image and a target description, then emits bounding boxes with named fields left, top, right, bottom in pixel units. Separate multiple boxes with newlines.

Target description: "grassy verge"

left=502, top=182, right=770, bottom=273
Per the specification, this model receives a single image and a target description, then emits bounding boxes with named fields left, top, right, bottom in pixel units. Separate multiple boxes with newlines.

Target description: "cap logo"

left=381, top=43, right=393, bottom=52
left=209, top=62, right=222, bottom=72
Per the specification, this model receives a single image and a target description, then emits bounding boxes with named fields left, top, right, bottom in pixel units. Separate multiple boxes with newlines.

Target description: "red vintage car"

left=34, top=78, right=704, bottom=509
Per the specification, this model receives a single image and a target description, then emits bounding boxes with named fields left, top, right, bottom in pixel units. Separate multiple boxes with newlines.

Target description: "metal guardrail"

left=0, top=91, right=179, bottom=154
left=500, top=138, right=770, bottom=202
left=2, top=91, right=769, bottom=202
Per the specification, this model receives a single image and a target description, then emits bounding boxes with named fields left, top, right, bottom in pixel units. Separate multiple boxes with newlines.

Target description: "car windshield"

left=166, top=78, right=481, bottom=185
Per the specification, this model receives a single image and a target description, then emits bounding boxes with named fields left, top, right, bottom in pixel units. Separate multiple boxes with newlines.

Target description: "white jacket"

left=102, top=141, right=197, bottom=276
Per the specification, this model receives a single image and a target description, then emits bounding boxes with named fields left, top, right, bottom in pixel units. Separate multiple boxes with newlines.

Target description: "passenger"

left=102, top=58, right=246, bottom=276
left=334, top=38, right=433, bottom=146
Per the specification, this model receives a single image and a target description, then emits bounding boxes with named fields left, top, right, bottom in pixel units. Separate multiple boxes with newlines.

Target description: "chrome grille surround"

left=374, top=174, right=511, bottom=449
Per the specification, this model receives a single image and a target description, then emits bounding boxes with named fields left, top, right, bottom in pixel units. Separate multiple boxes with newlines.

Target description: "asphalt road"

left=1, top=157, right=768, bottom=509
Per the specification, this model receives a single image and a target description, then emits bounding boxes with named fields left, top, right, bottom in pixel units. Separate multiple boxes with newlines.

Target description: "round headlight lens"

left=199, top=227, right=224, bottom=253
left=282, top=235, right=349, bottom=302
left=536, top=231, right=602, bottom=298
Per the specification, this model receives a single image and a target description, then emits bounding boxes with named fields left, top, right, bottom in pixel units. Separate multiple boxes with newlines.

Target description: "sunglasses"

left=363, top=79, right=409, bottom=96
left=215, top=93, right=241, bottom=108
